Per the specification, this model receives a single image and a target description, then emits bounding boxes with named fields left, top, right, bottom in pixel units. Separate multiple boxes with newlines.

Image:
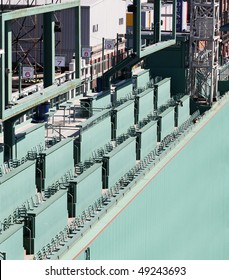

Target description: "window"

left=92, top=24, right=98, bottom=32
left=119, top=18, right=124, bottom=25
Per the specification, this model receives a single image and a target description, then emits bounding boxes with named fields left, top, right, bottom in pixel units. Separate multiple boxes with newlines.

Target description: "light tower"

left=189, top=0, right=220, bottom=105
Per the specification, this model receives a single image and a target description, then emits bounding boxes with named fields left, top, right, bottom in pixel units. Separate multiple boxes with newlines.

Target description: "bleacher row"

left=0, top=69, right=192, bottom=259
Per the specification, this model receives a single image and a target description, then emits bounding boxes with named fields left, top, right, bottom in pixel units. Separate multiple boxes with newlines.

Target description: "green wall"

left=105, top=137, right=136, bottom=189
left=138, top=121, right=157, bottom=160
left=78, top=101, right=229, bottom=260
left=15, top=123, right=45, bottom=159
left=133, top=69, right=150, bottom=90
left=32, top=190, right=68, bottom=254
left=159, top=107, right=175, bottom=140
left=0, top=224, right=24, bottom=260
left=0, top=161, right=36, bottom=220
left=43, top=139, right=74, bottom=189
left=81, top=116, right=111, bottom=162
left=138, top=88, right=154, bottom=122
left=144, top=39, right=189, bottom=95
left=155, top=78, right=171, bottom=109
left=116, top=101, right=135, bottom=138
left=176, top=96, right=190, bottom=127
left=115, top=80, right=133, bottom=101
left=72, top=163, right=102, bottom=216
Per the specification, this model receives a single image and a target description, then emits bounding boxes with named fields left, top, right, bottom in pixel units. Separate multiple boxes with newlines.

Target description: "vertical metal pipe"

left=133, top=0, right=141, bottom=56
left=102, top=37, right=104, bottom=76
left=154, top=0, right=161, bottom=43
left=116, top=33, right=119, bottom=64
left=75, top=6, right=81, bottom=79
left=172, top=0, right=177, bottom=40
left=18, top=62, right=22, bottom=96
left=43, top=12, right=55, bottom=88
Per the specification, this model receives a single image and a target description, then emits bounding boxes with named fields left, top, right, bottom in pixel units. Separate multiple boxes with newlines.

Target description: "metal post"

left=172, top=0, right=177, bottom=40
left=154, top=0, right=161, bottom=43
left=24, top=225, right=32, bottom=255
left=68, top=192, right=74, bottom=217
left=43, top=12, right=55, bottom=88
left=102, top=37, right=104, bottom=76
left=116, top=33, right=119, bottom=65
left=18, top=62, right=22, bottom=96
left=36, top=167, right=43, bottom=192
left=133, top=0, right=141, bottom=56
left=84, top=65, right=87, bottom=96
left=75, top=6, right=81, bottom=79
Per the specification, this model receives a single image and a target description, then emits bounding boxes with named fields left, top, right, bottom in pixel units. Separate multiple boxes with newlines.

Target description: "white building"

left=81, top=0, right=127, bottom=90
left=81, top=0, right=127, bottom=47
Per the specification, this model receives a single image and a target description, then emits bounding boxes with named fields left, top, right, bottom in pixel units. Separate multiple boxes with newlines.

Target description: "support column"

left=43, top=12, right=55, bottom=88
left=133, top=0, right=141, bottom=56
left=0, top=15, right=5, bottom=119
left=154, top=0, right=161, bottom=43
left=75, top=6, right=81, bottom=79
left=3, top=119, right=15, bottom=161
left=5, top=20, right=12, bottom=107
left=172, top=0, right=177, bottom=39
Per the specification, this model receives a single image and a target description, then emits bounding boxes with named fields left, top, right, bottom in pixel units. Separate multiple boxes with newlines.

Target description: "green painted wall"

left=176, top=96, right=190, bottom=127
left=138, top=121, right=157, bottom=160
left=115, top=80, right=133, bottom=101
left=138, top=88, right=154, bottom=122
left=15, top=123, right=45, bottom=159
left=0, top=224, right=24, bottom=260
left=105, top=137, right=136, bottom=189
left=159, top=107, right=175, bottom=140
left=0, top=161, right=36, bottom=220
left=144, top=40, right=189, bottom=95
left=133, top=69, right=150, bottom=90
left=73, top=163, right=102, bottom=216
left=155, top=78, right=171, bottom=109
left=43, top=139, right=74, bottom=189
left=116, top=101, right=135, bottom=138
left=81, top=116, right=111, bottom=162
left=78, top=101, right=229, bottom=260
left=32, top=190, right=68, bottom=254
left=93, top=92, right=111, bottom=113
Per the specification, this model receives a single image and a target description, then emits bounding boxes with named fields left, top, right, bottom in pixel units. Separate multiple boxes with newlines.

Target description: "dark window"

left=92, top=24, right=98, bottom=32
left=119, top=18, right=124, bottom=25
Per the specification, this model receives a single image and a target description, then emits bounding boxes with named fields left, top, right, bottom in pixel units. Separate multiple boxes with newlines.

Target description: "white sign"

left=55, top=56, right=66, bottom=67
left=22, top=66, right=34, bottom=79
left=82, top=47, right=92, bottom=58
left=105, top=39, right=115, bottom=49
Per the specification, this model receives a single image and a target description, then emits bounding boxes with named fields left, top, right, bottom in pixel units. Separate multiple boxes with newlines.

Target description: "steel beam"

left=1, top=1, right=80, bottom=21
left=172, top=0, right=177, bottom=39
left=154, top=0, right=161, bottom=43
left=133, top=0, right=141, bottom=56
left=43, top=12, right=55, bottom=88
left=75, top=6, right=81, bottom=79
left=140, top=39, right=176, bottom=58
left=3, top=79, right=81, bottom=121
